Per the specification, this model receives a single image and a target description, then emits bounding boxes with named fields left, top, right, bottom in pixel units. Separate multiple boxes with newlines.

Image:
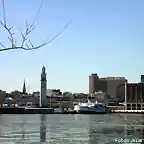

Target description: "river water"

left=0, top=114, right=143, bottom=144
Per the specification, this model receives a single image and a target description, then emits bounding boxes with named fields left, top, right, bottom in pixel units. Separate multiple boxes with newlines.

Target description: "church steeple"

left=23, top=80, right=26, bottom=94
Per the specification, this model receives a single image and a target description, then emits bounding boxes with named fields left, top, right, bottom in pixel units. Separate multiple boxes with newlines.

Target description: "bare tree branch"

left=0, top=41, right=5, bottom=48
left=0, top=0, right=70, bottom=52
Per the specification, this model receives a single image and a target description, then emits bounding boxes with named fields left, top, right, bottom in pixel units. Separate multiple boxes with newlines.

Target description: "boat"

left=0, top=104, right=25, bottom=114
left=73, top=100, right=108, bottom=114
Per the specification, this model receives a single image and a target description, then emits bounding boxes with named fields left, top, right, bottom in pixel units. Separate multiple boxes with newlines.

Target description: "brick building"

left=126, top=83, right=144, bottom=110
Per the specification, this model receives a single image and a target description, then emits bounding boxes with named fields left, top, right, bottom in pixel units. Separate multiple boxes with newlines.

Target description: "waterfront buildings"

left=47, top=89, right=62, bottom=97
left=100, top=77, right=126, bottom=100
left=125, top=82, right=144, bottom=110
left=115, top=75, right=144, bottom=110
left=33, top=91, right=40, bottom=97
left=89, top=73, right=126, bottom=101
left=89, top=73, right=144, bottom=110
left=0, top=70, right=144, bottom=110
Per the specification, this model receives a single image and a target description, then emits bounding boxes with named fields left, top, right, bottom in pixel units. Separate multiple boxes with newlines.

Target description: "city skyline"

left=0, top=0, right=144, bottom=93
left=0, top=71, right=143, bottom=94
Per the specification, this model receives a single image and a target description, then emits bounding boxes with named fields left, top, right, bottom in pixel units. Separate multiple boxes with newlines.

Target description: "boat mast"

left=124, top=80, right=127, bottom=110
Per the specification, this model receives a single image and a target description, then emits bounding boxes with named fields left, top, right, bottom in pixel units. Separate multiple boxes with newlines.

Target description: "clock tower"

left=40, top=66, right=47, bottom=107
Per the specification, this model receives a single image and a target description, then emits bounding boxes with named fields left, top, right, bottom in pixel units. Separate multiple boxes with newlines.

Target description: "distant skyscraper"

left=22, top=80, right=26, bottom=94
left=141, top=75, right=144, bottom=83
left=40, top=66, right=47, bottom=107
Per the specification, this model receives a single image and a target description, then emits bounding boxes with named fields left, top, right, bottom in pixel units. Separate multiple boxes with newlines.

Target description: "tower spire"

left=42, top=66, right=46, bottom=74
left=23, top=80, right=26, bottom=94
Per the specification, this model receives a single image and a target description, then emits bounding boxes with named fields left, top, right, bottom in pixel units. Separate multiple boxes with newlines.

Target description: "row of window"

left=127, top=107, right=144, bottom=110
left=127, top=104, right=144, bottom=110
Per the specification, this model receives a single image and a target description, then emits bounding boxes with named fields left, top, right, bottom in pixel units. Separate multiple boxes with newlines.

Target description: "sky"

left=0, top=0, right=144, bottom=93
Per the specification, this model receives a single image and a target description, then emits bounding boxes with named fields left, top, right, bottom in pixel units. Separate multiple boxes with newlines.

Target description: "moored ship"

left=73, top=100, right=108, bottom=114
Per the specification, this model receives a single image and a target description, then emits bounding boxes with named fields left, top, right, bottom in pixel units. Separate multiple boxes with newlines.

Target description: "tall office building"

left=104, top=77, right=126, bottom=98
left=89, top=73, right=127, bottom=101
left=89, top=74, right=99, bottom=94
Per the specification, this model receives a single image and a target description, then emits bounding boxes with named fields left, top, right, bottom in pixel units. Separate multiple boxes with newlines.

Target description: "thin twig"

left=0, top=42, right=5, bottom=48
left=0, top=20, right=71, bottom=51
left=0, top=21, right=15, bottom=48
left=18, top=0, right=42, bottom=48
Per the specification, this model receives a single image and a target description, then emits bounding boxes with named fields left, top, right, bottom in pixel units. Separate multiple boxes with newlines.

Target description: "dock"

left=0, top=107, right=144, bottom=114
left=0, top=107, right=55, bottom=114
left=24, top=107, right=54, bottom=114
left=110, top=110, right=144, bottom=114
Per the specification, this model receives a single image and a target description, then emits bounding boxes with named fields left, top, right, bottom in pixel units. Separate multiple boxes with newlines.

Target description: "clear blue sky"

left=0, top=0, right=144, bottom=93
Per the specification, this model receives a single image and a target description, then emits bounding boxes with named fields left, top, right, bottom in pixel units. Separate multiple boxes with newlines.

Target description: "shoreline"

left=0, top=107, right=143, bottom=114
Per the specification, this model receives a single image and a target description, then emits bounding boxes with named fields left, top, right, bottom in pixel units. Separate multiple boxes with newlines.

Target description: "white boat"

left=73, top=100, right=108, bottom=114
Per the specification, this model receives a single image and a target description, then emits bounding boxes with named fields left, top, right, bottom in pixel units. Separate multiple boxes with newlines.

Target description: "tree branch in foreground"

left=0, top=0, right=70, bottom=52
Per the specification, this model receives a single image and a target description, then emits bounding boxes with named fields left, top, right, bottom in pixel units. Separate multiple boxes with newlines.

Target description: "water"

left=0, top=114, right=143, bottom=144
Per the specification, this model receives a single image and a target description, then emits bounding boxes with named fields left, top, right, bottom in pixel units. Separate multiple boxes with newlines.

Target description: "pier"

left=111, top=110, right=144, bottom=114
left=24, top=107, right=54, bottom=114
left=1, top=107, right=144, bottom=114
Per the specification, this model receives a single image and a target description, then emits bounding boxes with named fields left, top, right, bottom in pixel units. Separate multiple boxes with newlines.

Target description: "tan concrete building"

left=102, top=77, right=126, bottom=98
left=98, top=78, right=107, bottom=93
left=89, top=74, right=127, bottom=101
left=116, top=84, right=125, bottom=102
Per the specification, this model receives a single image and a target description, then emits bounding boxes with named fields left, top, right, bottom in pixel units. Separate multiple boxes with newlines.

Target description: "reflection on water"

left=40, top=114, right=46, bottom=143
left=0, top=114, right=143, bottom=143
left=88, top=114, right=144, bottom=144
